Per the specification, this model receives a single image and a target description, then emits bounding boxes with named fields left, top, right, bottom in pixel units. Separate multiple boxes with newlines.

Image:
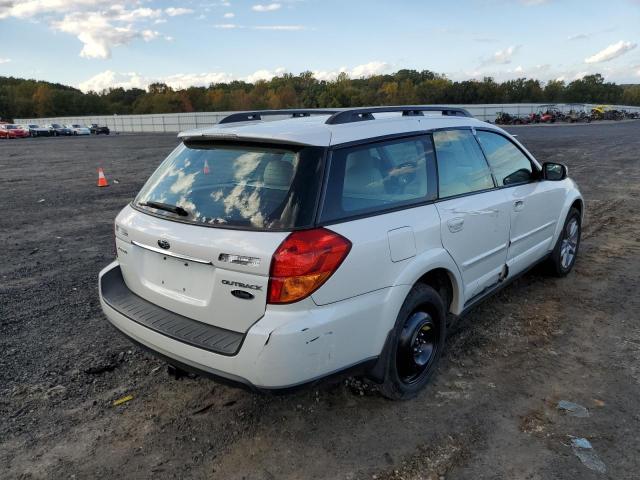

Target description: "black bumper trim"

left=100, top=265, right=244, bottom=356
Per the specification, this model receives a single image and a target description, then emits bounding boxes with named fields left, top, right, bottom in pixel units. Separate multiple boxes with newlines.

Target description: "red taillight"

left=268, top=228, right=351, bottom=304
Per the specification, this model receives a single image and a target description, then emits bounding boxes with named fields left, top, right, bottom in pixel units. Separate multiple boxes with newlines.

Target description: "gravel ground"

left=1, top=122, right=640, bottom=479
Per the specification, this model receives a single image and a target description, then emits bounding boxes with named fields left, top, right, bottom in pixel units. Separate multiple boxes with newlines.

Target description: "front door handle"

left=447, top=217, right=464, bottom=233
left=513, top=200, right=524, bottom=212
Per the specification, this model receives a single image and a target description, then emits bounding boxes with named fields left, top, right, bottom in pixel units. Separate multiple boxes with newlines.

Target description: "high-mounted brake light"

left=268, top=228, right=351, bottom=304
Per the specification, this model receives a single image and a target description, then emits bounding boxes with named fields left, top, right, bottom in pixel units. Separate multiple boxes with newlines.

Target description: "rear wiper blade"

left=140, top=201, right=189, bottom=217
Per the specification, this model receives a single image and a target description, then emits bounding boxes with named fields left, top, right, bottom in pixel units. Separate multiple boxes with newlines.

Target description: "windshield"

left=134, top=142, right=325, bottom=230
left=6, top=125, right=17, bottom=129
left=29, top=124, right=38, bottom=128
left=52, top=124, right=61, bottom=128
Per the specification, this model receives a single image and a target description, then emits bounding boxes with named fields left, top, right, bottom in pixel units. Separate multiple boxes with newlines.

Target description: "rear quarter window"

left=320, top=135, right=437, bottom=223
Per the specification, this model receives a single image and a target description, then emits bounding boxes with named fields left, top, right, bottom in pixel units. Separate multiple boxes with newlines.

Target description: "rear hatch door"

left=116, top=205, right=286, bottom=333
left=114, top=140, right=325, bottom=334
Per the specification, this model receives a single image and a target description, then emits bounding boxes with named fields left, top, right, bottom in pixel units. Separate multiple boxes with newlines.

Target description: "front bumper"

left=99, top=261, right=407, bottom=389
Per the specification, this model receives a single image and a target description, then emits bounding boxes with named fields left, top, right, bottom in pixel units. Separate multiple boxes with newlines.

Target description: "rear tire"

left=548, top=207, right=581, bottom=277
left=379, top=284, right=446, bottom=400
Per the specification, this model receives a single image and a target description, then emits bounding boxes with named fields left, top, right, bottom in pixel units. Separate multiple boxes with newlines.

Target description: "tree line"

left=2, top=70, right=640, bottom=120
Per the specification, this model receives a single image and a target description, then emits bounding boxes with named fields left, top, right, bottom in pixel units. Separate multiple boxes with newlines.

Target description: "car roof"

left=178, top=112, right=505, bottom=147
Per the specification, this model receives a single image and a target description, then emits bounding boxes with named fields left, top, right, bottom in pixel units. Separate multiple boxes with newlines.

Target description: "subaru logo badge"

left=157, top=239, right=170, bottom=250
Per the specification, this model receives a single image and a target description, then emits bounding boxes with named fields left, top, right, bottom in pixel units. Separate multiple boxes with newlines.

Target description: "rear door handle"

left=447, top=217, right=464, bottom=233
left=514, top=200, right=524, bottom=212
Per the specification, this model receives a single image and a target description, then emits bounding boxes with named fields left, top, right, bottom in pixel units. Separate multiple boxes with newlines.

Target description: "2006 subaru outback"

left=99, top=106, right=583, bottom=399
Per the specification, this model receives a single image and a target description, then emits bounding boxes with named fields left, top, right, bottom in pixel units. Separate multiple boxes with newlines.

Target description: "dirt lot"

left=1, top=122, right=640, bottom=479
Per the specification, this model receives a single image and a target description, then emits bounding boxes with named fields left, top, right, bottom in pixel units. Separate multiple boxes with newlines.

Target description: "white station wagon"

left=99, top=107, right=583, bottom=399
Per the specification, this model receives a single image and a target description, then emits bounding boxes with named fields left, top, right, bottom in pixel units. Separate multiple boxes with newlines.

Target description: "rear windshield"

left=134, top=142, right=325, bottom=230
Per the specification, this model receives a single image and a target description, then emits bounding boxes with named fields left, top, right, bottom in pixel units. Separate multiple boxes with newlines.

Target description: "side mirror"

left=542, top=162, right=567, bottom=181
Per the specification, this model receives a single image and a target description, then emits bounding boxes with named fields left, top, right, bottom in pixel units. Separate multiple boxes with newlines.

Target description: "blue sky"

left=0, top=0, right=638, bottom=92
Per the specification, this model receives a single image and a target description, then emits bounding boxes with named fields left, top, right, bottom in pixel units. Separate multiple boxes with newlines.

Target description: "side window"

left=433, top=130, right=494, bottom=198
left=320, top=136, right=437, bottom=222
left=476, top=131, right=533, bottom=186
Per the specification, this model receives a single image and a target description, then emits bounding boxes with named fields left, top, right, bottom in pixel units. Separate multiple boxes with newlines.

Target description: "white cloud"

left=350, top=61, right=390, bottom=78
left=313, top=61, right=390, bottom=81
left=474, top=37, right=499, bottom=43
left=482, top=45, right=521, bottom=66
left=253, top=25, right=305, bottom=30
left=53, top=10, right=160, bottom=59
left=78, top=70, right=235, bottom=92
left=78, top=70, right=150, bottom=92
left=252, top=3, right=282, bottom=12
left=214, top=23, right=306, bottom=31
left=1, top=3, right=169, bottom=60
left=585, top=40, right=637, bottom=63
left=164, top=72, right=234, bottom=89
left=567, top=33, right=589, bottom=41
left=111, top=6, right=162, bottom=22
left=245, top=67, right=286, bottom=82
left=0, top=58, right=11, bottom=64
left=165, top=7, right=193, bottom=17
left=0, top=0, right=109, bottom=19
left=223, top=12, right=235, bottom=18
left=78, top=62, right=393, bottom=92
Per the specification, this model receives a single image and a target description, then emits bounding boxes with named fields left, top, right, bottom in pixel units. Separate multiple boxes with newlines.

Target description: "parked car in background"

left=23, top=124, right=52, bottom=137
left=66, top=124, right=91, bottom=135
left=90, top=124, right=110, bottom=135
left=48, top=123, right=73, bottom=136
left=0, top=123, right=29, bottom=139
left=99, top=106, right=584, bottom=399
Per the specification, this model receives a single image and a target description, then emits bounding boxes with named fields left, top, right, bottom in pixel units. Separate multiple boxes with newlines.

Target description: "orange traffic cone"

left=97, top=168, right=109, bottom=187
left=203, top=159, right=210, bottom=174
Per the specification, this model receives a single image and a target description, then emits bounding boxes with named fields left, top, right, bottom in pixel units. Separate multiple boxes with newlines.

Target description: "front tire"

left=379, top=284, right=446, bottom=400
left=548, top=207, right=581, bottom=276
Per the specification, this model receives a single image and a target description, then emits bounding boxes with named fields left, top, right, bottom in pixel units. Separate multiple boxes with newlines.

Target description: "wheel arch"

left=571, top=197, right=584, bottom=220
left=550, top=187, right=584, bottom=249
left=395, top=248, right=464, bottom=315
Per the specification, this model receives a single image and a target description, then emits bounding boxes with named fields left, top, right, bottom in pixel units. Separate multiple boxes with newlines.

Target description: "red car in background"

left=0, top=123, right=30, bottom=138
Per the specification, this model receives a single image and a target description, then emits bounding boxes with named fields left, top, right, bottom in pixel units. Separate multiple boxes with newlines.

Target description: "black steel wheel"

left=396, top=310, right=440, bottom=385
left=379, top=284, right=446, bottom=400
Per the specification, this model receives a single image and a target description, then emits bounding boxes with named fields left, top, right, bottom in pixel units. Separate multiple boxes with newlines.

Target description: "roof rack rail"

left=325, top=106, right=472, bottom=125
left=218, top=109, right=341, bottom=124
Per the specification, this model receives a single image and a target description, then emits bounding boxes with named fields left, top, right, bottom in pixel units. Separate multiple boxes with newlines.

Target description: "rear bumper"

left=101, top=266, right=244, bottom=355
left=99, top=261, right=406, bottom=389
